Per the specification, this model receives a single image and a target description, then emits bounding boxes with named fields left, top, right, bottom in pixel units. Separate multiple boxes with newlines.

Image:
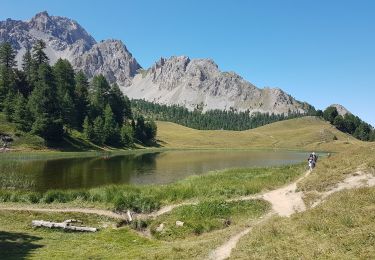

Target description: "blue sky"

left=1, top=0, right=374, bottom=125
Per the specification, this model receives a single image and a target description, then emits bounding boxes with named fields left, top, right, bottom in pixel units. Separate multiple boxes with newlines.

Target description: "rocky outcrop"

left=0, top=11, right=95, bottom=64
left=124, top=56, right=310, bottom=114
left=73, top=39, right=141, bottom=86
left=329, top=104, right=351, bottom=116
left=0, top=11, right=140, bottom=86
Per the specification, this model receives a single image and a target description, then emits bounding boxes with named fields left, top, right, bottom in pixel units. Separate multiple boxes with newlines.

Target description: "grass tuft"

left=150, top=200, right=269, bottom=241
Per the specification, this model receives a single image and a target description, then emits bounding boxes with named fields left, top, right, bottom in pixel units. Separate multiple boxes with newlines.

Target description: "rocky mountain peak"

left=29, top=11, right=96, bottom=46
left=124, top=55, right=307, bottom=115
left=73, top=39, right=141, bottom=86
left=29, top=11, right=51, bottom=29
left=0, top=12, right=140, bottom=87
left=329, top=104, right=351, bottom=116
left=1, top=12, right=312, bottom=115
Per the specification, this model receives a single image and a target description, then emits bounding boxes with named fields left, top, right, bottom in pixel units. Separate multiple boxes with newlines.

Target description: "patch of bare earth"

left=209, top=170, right=375, bottom=260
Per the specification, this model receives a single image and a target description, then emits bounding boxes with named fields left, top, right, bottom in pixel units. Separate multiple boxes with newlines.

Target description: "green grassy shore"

left=0, top=116, right=374, bottom=259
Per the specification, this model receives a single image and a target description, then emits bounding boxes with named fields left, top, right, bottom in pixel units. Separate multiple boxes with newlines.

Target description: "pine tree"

left=0, top=42, right=17, bottom=68
left=92, top=116, right=105, bottom=145
left=0, top=42, right=16, bottom=110
left=343, top=114, right=361, bottom=134
left=31, top=40, right=49, bottom=86
left=32, top=40, right=49, bottom=66
left=333, top=115, right=346, bottom=132
left=61, top=92, right=76, bottom=132
left=144, top=120, right=157, bottom=142
left=53, top=59, right=77, bottom=129
left=22, top=47, right=33, bottom=86
left=353, top=123, right=371, bottom=141
left=90, top=75, right=111, bottom=118
left=83, top=116, right=93, bottom=141
left=13, top=69, right=31, bottom=97
left=109, top=83, right=132, bottom=125
left=28, top=63, right=63, bottom=141
left=103, top=104, right=121, bottom=145
left=131, top=119, right=136, bottom=130
left=74, top=71, right=89, bottom=129
left=3, top=92, right=15, bottom=121
left=315, top=110, right=323, bottom=117
left=121, top=124, right=134, bottom=147
left=53, top=59, right=75, bottom=97
left=13, top=92, right=32, bottom=132
left=135, top=115, right=146, bottom=143
left=323, top=107, right=338, bottom=124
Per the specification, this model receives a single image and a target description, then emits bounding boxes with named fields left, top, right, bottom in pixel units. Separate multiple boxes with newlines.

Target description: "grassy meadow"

left=0, top=206, right=266, bottom=259
left=156, top=116, right=360, bottom=152
left=1, top=116, right=374, bottom=259
left=0, top=164, right=304, bottom=212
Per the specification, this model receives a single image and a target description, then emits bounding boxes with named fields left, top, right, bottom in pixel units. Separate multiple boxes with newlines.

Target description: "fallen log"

left=32, top=219, right=97, bottom=232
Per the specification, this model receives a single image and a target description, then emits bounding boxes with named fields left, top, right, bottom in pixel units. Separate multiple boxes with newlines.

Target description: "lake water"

left=3, top=150, right=308, bottom=191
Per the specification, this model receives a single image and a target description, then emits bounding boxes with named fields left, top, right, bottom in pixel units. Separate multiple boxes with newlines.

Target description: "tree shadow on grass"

left=0, top=231, right=43, bottom=259
left=46, top=135, right=100, bottom=152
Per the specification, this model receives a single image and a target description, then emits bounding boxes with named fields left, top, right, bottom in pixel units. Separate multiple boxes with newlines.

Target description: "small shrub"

left=21, top=192, right=42, bottom=203
left=193, top=224, right=205, bottom=235
left=0, top=190, right=11, bottom=202
left=114, top=193, right=160, bottom=213
left=43, top=190, right=70, bottom=203
left=131, top=219, right=149, bottom=231
left=70, top=190, right=90, bottom=200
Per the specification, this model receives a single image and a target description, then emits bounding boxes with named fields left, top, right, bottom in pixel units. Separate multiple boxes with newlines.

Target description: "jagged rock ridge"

left=0, top=11, right=141, bottom=86
left=1, top=12, right=314, bottom=115
left=124, top=56, right=312, bottom=114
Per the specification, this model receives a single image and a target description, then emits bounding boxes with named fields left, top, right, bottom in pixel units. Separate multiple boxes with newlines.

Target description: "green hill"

left=156, top=116, right=360, bottom=151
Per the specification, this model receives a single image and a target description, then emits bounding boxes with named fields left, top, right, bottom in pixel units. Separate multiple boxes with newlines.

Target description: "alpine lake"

left=0, top=149, right=310, bottom=191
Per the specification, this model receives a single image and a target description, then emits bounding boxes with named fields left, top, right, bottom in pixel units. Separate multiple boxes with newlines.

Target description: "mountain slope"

left=0, top=11, right=141, bottom=86
left=124, top=56, right=313, bottom=114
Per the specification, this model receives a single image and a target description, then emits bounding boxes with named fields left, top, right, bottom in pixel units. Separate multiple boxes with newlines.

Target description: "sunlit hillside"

left=157, top=116, right=361, bottom=151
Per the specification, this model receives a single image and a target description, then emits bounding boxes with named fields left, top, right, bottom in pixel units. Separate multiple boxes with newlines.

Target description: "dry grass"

left=299, top=142, right=375, bottom=192
left=231, top=187, right=375, bottom=259
left=0, top=209, right=260, bottom=259
left=156, top=116, right=360, bottom=152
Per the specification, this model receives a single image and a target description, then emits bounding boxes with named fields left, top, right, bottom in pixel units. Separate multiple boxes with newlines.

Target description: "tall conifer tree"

left=28, top=63, right=63, bottom=141
left=74, top=71, right=89, bottom=128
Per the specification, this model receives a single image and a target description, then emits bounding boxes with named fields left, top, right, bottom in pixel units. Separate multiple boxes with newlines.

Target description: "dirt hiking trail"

left=209, top=170, right=375, bottom=260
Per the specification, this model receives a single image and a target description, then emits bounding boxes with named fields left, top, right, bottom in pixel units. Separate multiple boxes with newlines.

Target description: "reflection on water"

left=2, top=150, right=307, bottom=191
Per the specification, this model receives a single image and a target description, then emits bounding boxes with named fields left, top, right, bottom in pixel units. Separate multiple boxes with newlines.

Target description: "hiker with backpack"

left=308, top=152, right=318, bottom=171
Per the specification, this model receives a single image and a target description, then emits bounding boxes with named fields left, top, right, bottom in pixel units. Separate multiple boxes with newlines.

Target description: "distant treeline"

left=131, top=99, right=315, bottom=131
left=318, top=107, right=375, bottom=142
left=132, top=99, right=374, bottom=141
left=0, top=41, right=156, bottom=146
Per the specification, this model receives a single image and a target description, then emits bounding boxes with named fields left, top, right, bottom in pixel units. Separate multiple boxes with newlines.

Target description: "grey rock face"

left=329, top=104, right=351, bottom=116
left=1, top=12, right=311, bottom=115
left=73, top=39, right=141, bottom=86
left=0, top=11, right=141, bottom=87
left=124, top=56, right=309, bottom=115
